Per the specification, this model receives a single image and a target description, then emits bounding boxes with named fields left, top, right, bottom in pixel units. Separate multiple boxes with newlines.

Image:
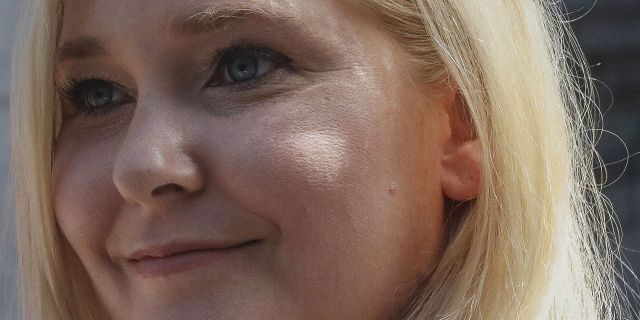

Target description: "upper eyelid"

left=56, top=70, right=137, bottom=96
left=210, top=44, right=291, bottom=73
left=220, top=45, right=289, bottom=60
left=62, top=78, right=130, bottom=93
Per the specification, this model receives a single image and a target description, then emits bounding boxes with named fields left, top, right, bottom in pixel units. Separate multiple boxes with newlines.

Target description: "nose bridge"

left=112, top=94, right=204, bottom=209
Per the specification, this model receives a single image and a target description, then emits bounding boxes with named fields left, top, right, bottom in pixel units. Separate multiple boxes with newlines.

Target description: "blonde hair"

left=10, top=0, right=629, bottom=319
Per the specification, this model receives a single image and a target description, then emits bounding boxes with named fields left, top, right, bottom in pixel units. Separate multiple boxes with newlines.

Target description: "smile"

left=128, top=240, right=260, bottom=278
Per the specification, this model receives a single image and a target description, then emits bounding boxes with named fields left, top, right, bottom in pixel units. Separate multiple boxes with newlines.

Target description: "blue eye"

left=62, top=79, right=132, bottom=116
left=226, top=56, right=261, bottom=82
left=213, top=45, right=290, bottom=87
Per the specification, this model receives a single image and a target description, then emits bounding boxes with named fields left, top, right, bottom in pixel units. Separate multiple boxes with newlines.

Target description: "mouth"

left=128, top=239, right=261, bottom=278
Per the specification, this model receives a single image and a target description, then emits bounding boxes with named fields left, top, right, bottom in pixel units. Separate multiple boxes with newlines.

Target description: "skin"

left=52, top=0, right=481, bottom=319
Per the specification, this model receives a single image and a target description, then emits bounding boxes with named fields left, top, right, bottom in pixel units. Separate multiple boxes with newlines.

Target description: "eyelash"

left=58, top=42, right=293, bottom=117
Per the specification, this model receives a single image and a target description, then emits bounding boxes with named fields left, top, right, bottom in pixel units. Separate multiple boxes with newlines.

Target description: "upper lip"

left=127, top=239, right=257, bottom=261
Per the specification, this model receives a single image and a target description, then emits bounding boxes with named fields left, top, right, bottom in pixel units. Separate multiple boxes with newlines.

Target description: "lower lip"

left=130, top=241, right=257, bottom=278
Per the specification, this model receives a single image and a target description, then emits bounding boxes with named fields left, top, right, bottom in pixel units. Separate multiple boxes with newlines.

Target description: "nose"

left=112, top=96, right=205, bottom=210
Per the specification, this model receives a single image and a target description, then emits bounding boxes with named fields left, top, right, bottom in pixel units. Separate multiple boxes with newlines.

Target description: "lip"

left=127, top=240, right=260, bottom=278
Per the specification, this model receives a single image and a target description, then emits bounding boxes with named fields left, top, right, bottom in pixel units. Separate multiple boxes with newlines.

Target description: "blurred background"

left=1, top=0, right=19, bottom=318
left=0, top=0, right=639, bottom=318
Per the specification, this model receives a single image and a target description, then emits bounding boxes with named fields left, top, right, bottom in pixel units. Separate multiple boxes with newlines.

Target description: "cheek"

left=207, top=81, right=448, bottom=317
left=53, top=134, right=122, bottom=267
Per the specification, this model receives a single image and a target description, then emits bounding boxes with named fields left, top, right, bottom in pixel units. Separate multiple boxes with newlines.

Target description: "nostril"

left=151, top=183, right=186, bottom=197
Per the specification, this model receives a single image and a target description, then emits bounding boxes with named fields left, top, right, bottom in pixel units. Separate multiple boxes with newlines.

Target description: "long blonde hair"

left=11, top=0, right=629, bottom=319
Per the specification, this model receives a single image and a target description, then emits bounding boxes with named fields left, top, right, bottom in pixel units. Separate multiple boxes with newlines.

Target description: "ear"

left=440, top=91, right=482, bottom=201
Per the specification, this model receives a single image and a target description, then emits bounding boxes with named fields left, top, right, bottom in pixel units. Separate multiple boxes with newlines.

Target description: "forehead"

left=59, top=0, right=346, bottom=40
left=56, top=0, right=369, bottom=67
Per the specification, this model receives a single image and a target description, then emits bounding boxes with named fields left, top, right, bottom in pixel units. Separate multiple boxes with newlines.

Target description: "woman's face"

left=53, top=0, right=476, bottom=319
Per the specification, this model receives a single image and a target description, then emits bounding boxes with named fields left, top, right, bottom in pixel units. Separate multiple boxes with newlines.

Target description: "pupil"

left=87, top=86, right=113, bottom=107
left=229, top=57, right=258, bottom=82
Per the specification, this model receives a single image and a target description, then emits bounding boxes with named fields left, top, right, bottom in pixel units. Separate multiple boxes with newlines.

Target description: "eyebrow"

left=55, top=4, right=287, bottom=64
left=178, top=5, right=285, bottom=35
left=55, top=37, right=109, bottom=64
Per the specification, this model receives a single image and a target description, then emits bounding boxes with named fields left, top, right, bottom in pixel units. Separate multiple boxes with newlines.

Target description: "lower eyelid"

left=213, top=70, right=304, bottom=101
left=227, top=66, right=290, bottom=91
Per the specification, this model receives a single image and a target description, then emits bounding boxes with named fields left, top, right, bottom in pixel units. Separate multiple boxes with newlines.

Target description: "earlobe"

left=441, top=139, right=482, bottom=201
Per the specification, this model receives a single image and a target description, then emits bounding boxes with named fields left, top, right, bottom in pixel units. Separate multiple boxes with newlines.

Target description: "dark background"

left=0, top=0, right=638, bottom=317
left=565, top=0, right=640, bottom=315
